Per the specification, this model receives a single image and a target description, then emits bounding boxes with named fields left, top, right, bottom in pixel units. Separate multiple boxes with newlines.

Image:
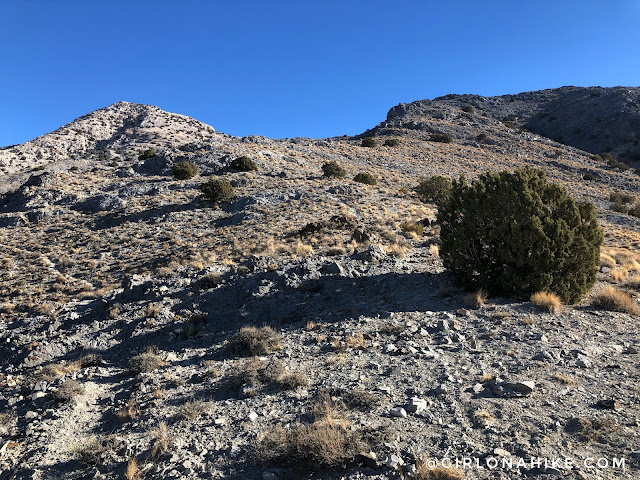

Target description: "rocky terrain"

left=1, top=87, right=640, bottom=480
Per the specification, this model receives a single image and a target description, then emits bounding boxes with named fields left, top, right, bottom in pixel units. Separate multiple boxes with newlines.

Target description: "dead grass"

left=230, top=358, right=306, bottom=392
left=52, top=379, right=85, bottom=403
left=554, top=373, right=579, bottom=385
left=591, top=287, right=640, bottom=315
left=128, top=348, right=166, bottom=374
left=230, top=326, right=282, bottom=356
left=125, top=457, right=143, bottom=480
left=415, top=461, right=466, bottom=480
left=566, top=416, right=619, bottom=443
left=255, top=396, right=366, bottom=470
left=149, top=421, right=171, bottom=460
left=143, top=302, right=160, bottom=318
left=177, top=399, right=209, bottom=422
left=117, top=397, right=140, bottom=422
left=72, top=435, right=116, bottom=466
left=625, top=275, right=640, bottom=289
left=464, top=289, right=487, bottom=309
left=34, top=354, right=102, bottom=382
left=428, top=244, right=439, bottom=256
left=530, top=291, right=563, bottom=313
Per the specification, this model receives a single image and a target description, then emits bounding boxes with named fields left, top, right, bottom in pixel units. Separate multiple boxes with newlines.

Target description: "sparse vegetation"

left=255, top=415, right=367, bottom=470
left=72, top=435, right=116, bottom=466
left=438, top=167, right=603, bottom=303
left=591, top=287, right=640, bottom=315
left=566, top=416, right=619, bottom=443
left=199, top=177, right=235, bottom=203
left=230, top=326, right=282, bottom=356
left=321, top=161, right=346, bottom=178
left=150, top=421, right=171, bottom=460
left=400, top=221, right=424, bottom=236
left=52, top=380, right=85, bottom=403
left=177, top=399, right=209, bottom=422
left=353, top=172, right=377, bottom=185
left=129, top=348, right=166, bottom=374
left=230, top=155, right=258, bottom=171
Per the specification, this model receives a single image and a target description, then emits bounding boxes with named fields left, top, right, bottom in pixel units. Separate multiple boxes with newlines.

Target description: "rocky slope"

left=368, top=86, right=640, bottom=162
left=1, top=91, right=640, bottom=480
left=0, top=101, right=221, bottom=176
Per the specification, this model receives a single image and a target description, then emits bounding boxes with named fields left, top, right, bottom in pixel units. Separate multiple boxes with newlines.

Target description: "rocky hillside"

left=0, top=102, right=221, bottom=176
left=1, top=92, right=640, bottom=480
left=369, top=86, right=640, bottom=163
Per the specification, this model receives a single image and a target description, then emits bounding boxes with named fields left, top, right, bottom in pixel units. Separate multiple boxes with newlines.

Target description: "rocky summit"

left=1, top=86, right=639, bottom=480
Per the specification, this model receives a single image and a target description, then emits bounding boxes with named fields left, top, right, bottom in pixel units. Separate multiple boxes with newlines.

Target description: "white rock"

left=390, top=407, right=407, bottom=418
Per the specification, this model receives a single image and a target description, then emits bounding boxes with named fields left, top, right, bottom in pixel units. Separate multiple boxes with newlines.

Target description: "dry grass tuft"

left=230, top=326, right=282, bottom=356
left=591, top=287, right=640, bottom=315
left=255, top=397, right=366, bottom=470
left=150, top=421, right=171, bottom=460
left=530, top=291, right=563, bottom=313
left=143, top=302, right=161, bottom=318
left=610, top=267, right=628, bottom=282
left=464, top=290, right=487, bottom=309
left=428, top=244, right=439, bottom=256
left=125, top=457, right=143, bottom=480
left=415, top=460, right=466, bottom=479
left=625, top=275, right=640, bottom=289
left=554, top=373, right=578, bottom=385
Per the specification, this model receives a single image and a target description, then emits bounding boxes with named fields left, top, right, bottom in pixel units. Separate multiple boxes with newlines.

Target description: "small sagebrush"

left=172, top=160, right=198, bottom=180
left=199, top=177, right=235, bottom=203
left=129, top=349, right=166, bottom=374
left=230, top=156, right=258, bottom=172
left=255, top=420, right=366, bottom=469
left=591, top=287, right=640, bottom=315
left=353, top=172, right=377, bottom=185
left=230, top=326, right=282, bottom=356
left=530, top=291, right=563, bottom=313
left=52, top=379, right=85, bottom=403
left=321, top=161, right=346, bottom=178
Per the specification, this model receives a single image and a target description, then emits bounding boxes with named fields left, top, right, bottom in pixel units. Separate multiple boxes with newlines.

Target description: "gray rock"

left=384, top=454, right=404, bottom=468
left=390, top=407, right=407, bottom=418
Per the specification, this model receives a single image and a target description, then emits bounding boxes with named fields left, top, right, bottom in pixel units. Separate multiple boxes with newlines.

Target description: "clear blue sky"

left=1, top=1, right=639, bottom=146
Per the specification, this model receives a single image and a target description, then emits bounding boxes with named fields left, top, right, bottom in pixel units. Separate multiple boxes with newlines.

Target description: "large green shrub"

left=199, top=177, right=235, bottom=203
left=415, top=176, right=452, bottom=205
left=437, top=168, right=603, bottom=303
left=172, top=160, right=198, bottom=180
left=361, top=137, right=377, bottom=148
left=321, top=161, right=346, bottom=178
left=230, top=156, right=258, bottom=172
